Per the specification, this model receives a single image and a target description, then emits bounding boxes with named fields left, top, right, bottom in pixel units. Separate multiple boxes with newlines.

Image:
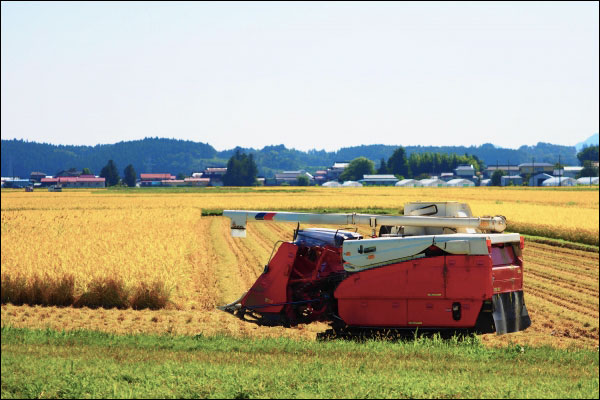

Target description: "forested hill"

left=1, top=138, right=579, bottom=178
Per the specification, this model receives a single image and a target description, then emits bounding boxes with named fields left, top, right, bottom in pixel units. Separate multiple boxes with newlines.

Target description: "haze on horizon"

left=1, top=2, right=598, bottom=152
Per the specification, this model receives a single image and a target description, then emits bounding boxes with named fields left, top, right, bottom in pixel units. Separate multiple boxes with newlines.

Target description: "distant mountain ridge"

left=1, top=137, right=580, bottom=178
left=575, top=133, right=599, bottom=151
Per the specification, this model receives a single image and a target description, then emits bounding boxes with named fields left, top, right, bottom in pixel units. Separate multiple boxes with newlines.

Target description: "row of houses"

left=321, top=176, right=599, bottom=188
left=2, top=175, right=106, bottom=188
left=273, top=161, right=598, bottom=187
left=3, top=160, right=598, bottom=189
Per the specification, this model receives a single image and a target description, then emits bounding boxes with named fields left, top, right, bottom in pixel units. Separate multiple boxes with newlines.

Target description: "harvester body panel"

left=219, top=202, right=531, bottom=336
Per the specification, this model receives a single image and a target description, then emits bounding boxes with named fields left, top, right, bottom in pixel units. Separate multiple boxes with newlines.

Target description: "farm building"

left=554, top=166, right=584, bottom=178
left=359, top=175, right=399, bottom=186
left=2, top=178, right=31, bottom=188
left=326, top=162, right=350, bottom=181
left=542, top=177, right=577, bottom=187
left=342, top=181, right=363, bottom=187
left=577, top=177, right=599, bottom=185
left=184, top=178, right=210, bottom=186
left=202, top=167, right=227, bottom=186
left=161, top=179, right=186, bottom=187
left=29, top=172, right=47, bottom=182
left=446, top=179, right=475, bottom=187
left=275, top=171, right=314, bottom=185
left=519, top=162, right=554, bottom=175
left=501, top=175, right=523, bottom=186
left=41, top=176, right=105, bottom=188
left=454, top=165, right=475, bottom=178
left=484, top=165, right=520, bottom=179
left=395, top=179, right=422, bottom=187
left=420, top=178, right=447, bottom=187
left=322, top=181, right=342, bottom=187
left=313, top=170, right=328, bottom=185
left=528, top=173, right=553, bottom=187
left=140, top=173, right=174, bottom=186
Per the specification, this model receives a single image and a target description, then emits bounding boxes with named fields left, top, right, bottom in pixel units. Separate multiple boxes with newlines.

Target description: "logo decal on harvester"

left=255, top=212, right=276, bottom=220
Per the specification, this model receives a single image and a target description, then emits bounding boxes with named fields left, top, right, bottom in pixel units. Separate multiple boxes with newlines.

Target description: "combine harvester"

left=219, top=202, right=531, bottom=338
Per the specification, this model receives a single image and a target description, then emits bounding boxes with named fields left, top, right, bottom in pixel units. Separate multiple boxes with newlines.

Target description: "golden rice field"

left=1, top=187, right=598, bottom=349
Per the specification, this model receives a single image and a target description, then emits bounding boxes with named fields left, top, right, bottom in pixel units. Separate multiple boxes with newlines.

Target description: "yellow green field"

left=1, top=187, right=598, bottom=349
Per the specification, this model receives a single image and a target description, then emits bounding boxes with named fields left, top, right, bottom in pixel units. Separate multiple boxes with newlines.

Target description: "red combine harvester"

left=219, top=202, right=531, bottom=337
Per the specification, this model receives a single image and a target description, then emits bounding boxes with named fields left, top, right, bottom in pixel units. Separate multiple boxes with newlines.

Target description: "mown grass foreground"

left=2, top=327, right=598, bottom=399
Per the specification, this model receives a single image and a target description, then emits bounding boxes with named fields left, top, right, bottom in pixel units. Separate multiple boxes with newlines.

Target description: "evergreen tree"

left=223, top=150, right=258, bottom=186
left=82, top=167, right=92, bottom=175
left=100, top=160, right=120, bottom=186
left=123, top=164, right=137, bottom=187
left=387, top=147, right=410, bottom=178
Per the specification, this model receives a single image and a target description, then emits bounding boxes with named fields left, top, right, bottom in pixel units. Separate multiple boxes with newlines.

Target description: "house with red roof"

left=41, top=175, right=105, bottom=188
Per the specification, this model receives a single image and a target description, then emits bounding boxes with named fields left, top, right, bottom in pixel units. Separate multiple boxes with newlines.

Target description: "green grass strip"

left=2, top=326, right=598, bottom=399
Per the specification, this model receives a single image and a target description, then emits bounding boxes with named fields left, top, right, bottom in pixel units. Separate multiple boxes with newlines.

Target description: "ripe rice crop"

left=1, top=187, right=598, bottom=349
left=1, top=198, right=204, bottom=309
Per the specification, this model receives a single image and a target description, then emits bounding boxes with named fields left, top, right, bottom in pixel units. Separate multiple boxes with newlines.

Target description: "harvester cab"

left=219, top=202, right=531, bottom=337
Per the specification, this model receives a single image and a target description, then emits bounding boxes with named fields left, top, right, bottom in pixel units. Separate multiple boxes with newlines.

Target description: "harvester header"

left=223, top=210, right=507, bottom=238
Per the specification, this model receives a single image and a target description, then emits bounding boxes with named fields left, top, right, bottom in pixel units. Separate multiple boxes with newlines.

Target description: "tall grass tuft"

left=1, top=274, right=172, bottom=310
left=73, top=277, right=130, bottom=309
left=1, top=274, right=75, bottom=306
left=130, top=281, right=170, bottom=310
left=1, top=274, right=28, bottom=305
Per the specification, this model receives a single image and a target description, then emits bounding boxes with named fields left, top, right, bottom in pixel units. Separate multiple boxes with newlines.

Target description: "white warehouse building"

left=541, top=177, right=576, bottom=187
left=420, top=178, right=447, bottom=187
left=395, top=179, right=422, bottom=187
left=576, top=177, right=599, bottom=185
left=342, top=181, right=363, bottom=187
left=322, top=181, right=342, bottom=187
left=446, top=179, right=475, bottom=187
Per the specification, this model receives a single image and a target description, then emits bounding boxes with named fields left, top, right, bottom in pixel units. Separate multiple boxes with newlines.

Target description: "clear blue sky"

left=1, top=1, right=598, bottom=151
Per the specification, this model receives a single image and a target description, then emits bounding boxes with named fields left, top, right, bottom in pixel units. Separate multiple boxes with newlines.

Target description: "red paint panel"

left=335, top=256, right=446, bottom=301
left=338, top=299, right=407, bottom=327
left=335, top=264, right=410, bottom=300
left=404, top=257, right=445, bottom=298
left=406, top=300, right=481, bottom=328
left=241, top=242, right=297, bottom=313
left=445, top=255, right=493, bottom=299
left=335, top=255, right=494, bottom=328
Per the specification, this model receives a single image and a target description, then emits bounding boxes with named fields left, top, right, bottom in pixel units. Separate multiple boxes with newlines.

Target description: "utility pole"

left=532, top=157, right=535, bottom=186
left=558, top=155, right=562, bottom=187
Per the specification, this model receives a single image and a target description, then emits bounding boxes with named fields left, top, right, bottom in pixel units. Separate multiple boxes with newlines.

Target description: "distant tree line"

left=577, top=145, right=599, bottom=178
left=40, top=144, right=600, bottom=188
left=340, top=147, right=484, bottom=181
left=1, top=138, right=583, bottom=179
